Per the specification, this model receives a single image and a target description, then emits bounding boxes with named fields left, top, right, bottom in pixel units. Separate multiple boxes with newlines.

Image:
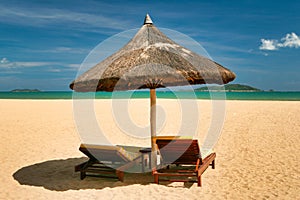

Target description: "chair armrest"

left=198, top=153, right=216, bottom=175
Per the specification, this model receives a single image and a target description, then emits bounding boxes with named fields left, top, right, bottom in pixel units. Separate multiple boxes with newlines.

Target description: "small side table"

left=139, top=148, right=152, bottom=172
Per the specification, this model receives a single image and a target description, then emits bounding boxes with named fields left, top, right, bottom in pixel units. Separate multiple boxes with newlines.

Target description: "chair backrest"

left=79, top=144, right=130, bottom=163
left=156, top=139, right=201, bottom=165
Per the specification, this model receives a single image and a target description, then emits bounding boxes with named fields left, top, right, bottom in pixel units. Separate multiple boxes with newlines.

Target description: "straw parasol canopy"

left=70, top=14, right=235, bottom=92
left=70, top=14, right=235, bottom=168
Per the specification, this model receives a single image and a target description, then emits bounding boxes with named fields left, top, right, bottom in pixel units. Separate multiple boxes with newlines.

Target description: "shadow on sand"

left=13, top=157, right=158, bottom=191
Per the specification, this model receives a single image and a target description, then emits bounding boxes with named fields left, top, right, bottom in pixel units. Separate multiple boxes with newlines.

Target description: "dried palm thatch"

left=70, top=14, right=235, bottom=92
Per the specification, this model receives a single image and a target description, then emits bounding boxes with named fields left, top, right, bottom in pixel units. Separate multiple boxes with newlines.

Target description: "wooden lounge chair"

left=75, top=144, right=142, bottom=181
left=152, top=138, right=216, bottom=187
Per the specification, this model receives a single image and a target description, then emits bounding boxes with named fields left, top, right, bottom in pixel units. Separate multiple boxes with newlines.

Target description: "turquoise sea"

left=0, top=91, right=300, bottom=101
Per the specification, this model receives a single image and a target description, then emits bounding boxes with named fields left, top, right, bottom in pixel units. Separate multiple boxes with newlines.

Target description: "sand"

left=0, top=99, right=299, bottom=199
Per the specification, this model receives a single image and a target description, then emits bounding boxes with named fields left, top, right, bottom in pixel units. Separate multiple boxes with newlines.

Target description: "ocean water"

left=0, top=91, right=300, bottom=100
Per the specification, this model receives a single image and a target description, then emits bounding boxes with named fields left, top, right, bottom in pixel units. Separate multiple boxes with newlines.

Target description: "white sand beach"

left=0, top=99, right=299, bottom=199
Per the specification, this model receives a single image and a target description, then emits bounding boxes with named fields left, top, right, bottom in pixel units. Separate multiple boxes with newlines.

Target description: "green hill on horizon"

left=195, top=84, right=261, bottom=92
left=11, top=89, right=41, bottom=92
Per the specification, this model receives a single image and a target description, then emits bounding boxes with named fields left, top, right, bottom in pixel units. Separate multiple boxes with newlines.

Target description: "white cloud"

left=47, top=69, right=61, bottom=73
left=0, top=58, right=82, bottom=72
left=259, top=32, right=300, bottom=51
left=1, top=58, right=9, bottom=64
left=16, top=62, right=53, bottom=67
left=279, top=32, right=300, bottom=48
left=43, top=47, right=89, bottom=54
left=0, top=5, right=131, bottom=31
left=0, top=60, right=54, bottom=68
left=0, top=59, right=82, bottom=76
left=259, top=39, right=278, bottom=50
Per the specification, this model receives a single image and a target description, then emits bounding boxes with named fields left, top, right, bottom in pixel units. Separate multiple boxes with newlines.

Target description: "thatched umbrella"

left=70, top=14, right=235, bottom=167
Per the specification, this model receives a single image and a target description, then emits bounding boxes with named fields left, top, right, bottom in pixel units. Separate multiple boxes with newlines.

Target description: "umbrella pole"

left=150, top=88, right=157, bottom=169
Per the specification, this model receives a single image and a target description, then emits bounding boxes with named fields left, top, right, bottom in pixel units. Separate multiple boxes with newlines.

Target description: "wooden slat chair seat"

left=75, top=144, right=141, bottom=181
left=153, top=138, right=216, bottom=187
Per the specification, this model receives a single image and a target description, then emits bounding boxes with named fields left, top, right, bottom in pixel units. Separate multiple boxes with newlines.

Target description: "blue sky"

left=0, top=0, right=299, bottom=91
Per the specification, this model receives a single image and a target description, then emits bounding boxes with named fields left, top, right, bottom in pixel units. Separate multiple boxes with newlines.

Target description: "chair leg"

left=80, top=171, right=86, bottom=180
left=197, top=175, right=202, bottom=187
left=116, top=170, right=124, bottom=182
left=211, top=160, right=215, bottom=169
left=154, top=174, right=159, bottom=184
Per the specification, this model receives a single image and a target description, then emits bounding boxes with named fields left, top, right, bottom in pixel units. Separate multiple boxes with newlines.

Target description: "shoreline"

left=1, top=91, right=300, bottom=101
left=0, top=98, right=300, bottom=102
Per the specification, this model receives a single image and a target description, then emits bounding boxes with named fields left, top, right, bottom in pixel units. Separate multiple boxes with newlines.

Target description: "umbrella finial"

left=144, top=13, right=153, bottom=25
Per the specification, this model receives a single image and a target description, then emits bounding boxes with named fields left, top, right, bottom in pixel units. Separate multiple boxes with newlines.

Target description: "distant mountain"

left=195, top=84, right=261, bottom=92
left=11, top=89, right=41, bottom=92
